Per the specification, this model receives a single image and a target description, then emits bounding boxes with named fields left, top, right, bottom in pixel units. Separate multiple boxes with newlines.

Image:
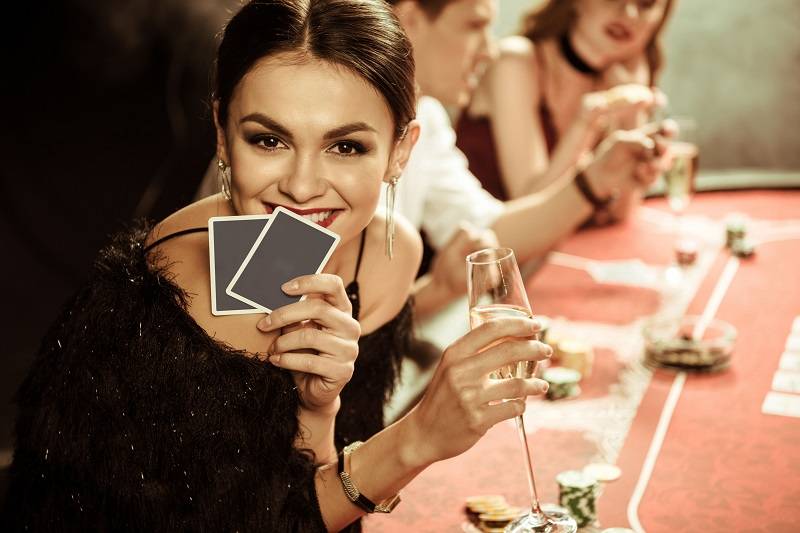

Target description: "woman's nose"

left=623, top=1, right=640, bottom=20
left=278, top=156, right=326, bottom=203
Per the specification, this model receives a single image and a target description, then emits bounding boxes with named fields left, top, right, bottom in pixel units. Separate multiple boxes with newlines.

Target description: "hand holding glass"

left=467, top=248, right=576, bottom=533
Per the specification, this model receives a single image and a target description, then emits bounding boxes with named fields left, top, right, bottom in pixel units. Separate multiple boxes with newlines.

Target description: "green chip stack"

left=725, top=218, right=746, bottom=248
left=543, top=367, right=582, bottom=400
left=556, top=470, right=598, bottom=528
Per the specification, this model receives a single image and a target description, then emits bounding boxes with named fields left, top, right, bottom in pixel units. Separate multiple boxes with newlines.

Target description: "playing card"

left=586, top=258, right=659, bottom=287
left=226, top=207, right=340, bottom=313
left=762, top=391, right=800, bottom=419
left=208, top=215, right=271, bottom=315
left=772, top=369, right=800, bottom=394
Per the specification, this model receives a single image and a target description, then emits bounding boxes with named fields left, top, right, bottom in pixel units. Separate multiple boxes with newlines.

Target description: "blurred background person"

left=455, top=0, right=674, bottom=211
left=384, top=0, right=671, bottom=320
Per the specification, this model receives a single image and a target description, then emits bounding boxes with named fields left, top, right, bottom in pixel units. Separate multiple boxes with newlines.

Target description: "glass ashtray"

left=643, top=315, right=737, bottom=372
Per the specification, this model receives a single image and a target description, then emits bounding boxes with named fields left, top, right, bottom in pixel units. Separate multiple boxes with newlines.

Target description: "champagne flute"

left=467, top=248, right=577, bottom=533
left=664, top=117, right=699, bottom=263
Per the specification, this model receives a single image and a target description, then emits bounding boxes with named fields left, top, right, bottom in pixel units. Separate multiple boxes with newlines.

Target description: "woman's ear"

left=212, top=100, right=230, bottom=164
left=384, top=120, right=421, bottom=183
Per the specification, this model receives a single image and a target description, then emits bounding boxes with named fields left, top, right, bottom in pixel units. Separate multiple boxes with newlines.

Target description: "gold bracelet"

left=337, top=441, right=401, bottom=514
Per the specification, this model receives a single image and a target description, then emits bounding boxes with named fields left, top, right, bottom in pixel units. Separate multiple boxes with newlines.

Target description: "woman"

left=2, top=1, right=550, bottom=531
left=456, top=0, right=675, bottom=208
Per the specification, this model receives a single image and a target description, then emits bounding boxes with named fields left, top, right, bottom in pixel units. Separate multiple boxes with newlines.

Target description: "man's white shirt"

left=380, top=96, right=504, bottom=250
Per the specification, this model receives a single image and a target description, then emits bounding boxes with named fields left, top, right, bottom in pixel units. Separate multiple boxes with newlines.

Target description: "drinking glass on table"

left=466, top=248, right=577, bottom=533
left=663, top=117, right=699, bottom=264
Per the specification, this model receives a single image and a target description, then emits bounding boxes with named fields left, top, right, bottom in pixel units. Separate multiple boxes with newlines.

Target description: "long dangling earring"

left=218, top=159, right=232, bottom=200
left=385, top=175, right=399, bottom=259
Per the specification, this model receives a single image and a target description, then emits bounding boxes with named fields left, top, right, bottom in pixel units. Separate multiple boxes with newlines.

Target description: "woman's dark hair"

left=520, top=0, right=675, bottom=82
left=215, top=0, right=416, bottom=137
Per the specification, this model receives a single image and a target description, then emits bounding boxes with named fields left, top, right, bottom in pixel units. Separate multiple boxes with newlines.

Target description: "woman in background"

left=457, top=0, right=675, bottom=218
left=2, top=1, right=550, bottom=531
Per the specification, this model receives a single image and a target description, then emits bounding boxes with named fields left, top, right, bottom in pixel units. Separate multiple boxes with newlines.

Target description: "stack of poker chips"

left=556, top=339, right=594, bottom=379
left=675, top=238, right=699, bottom=266
left=464, top=495, right=524, bottom=532
left=556, top=470, right=599, bottom=528
left=725, top=216, right=755, bottom=258
left=543, top=367, right=582, bottom=400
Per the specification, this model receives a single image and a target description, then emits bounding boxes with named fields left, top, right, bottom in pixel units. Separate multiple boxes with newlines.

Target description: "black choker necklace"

left=559, top=33, right=600, bottom=76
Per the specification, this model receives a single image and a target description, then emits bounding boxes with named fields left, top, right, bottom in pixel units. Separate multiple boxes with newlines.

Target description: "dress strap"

left=144, top=227, right=208, bottom=253
left=345, top=230, right=367, bottom=321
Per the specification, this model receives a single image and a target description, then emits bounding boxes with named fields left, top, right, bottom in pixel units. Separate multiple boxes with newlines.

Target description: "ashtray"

left=642, top=315, right=737, bottom=372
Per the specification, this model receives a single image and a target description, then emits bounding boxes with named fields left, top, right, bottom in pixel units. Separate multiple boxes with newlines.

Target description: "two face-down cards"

left=208, top=207, right=340, bottom=315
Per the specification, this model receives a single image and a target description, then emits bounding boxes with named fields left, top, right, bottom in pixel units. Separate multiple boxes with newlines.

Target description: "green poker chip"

left=556, top=470, right=598, bottom=528
left=543, top=367, right=581, bottom=400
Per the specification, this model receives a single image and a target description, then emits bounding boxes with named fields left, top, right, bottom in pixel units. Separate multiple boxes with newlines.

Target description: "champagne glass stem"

left=515, top=414, right=545, bottom=517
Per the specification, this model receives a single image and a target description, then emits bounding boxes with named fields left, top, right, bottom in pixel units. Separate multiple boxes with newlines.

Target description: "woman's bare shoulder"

left=144, top=195, right=269, bottom=354
left=498, top=35, right=536, bottom=58
left=357, top=211, right=422, bottom=334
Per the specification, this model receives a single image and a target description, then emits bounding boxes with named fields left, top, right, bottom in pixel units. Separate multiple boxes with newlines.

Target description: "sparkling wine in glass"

left=664, top=118, right=699, bottom=266
left=467, top=248, right=577, bottom=533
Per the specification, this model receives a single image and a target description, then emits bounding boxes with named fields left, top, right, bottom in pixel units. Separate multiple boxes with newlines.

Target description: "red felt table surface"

left=369, top=190, right=800, bottom=533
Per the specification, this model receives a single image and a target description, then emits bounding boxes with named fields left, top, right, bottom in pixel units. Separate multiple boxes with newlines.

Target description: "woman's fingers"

left=480, top=377, right=549, bottom=404
left=267, top=351, right=354, bottom=383
left=481, top=398, right=528, bottom=428
left=258, top=297, right=359, bottom=338
left=464, top=338, right=552, bottom=377
left=445, top=317, right=542, bottom=362
left=271, top=327, right=358, bottom=361
left=284, top=274, right=353, bottom=313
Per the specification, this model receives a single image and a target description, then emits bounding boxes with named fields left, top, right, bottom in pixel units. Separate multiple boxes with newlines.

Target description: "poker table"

left=371, top=189, right=800, bottom=532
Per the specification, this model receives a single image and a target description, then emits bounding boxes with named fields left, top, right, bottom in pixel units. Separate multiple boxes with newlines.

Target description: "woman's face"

left=216, top=54, right=406, bottom=245
left=573, top=0, right=668, bottom=63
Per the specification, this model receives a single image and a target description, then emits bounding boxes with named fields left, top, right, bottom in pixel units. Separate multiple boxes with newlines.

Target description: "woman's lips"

left=605, top=22, right=634, bottom=42
left=263, top=203, right=341, bottom=228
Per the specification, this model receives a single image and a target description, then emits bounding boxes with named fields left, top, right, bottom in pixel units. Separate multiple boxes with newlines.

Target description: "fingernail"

left=542, top=382, right=549, bottom=393
left=282, top=280, right=299, bottom=292
left=257, top=315, right=271, bottom=331
left=544, top=345, right=554, bottom=357
left=268, top=354, right=281, bottom=365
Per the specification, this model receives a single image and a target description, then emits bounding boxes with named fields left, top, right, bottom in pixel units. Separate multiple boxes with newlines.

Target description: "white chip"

left=583, top=462, right=622, bottom=483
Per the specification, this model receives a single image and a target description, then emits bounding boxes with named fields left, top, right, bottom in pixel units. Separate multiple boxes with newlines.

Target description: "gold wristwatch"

left=338, top=441, right=401, bottom=513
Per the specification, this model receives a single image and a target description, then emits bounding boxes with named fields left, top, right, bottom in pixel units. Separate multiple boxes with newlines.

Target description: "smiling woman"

left=2, top=1, right=551, bottom=532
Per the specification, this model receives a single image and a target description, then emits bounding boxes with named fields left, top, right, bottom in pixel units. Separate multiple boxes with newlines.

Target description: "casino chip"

left=556, top=470, right=598, bottom=528
left=731, top=238, right=755, bottom=258
left=543, top=367, right=582, bottom=400
left=583, top=462, right=622, bottom=483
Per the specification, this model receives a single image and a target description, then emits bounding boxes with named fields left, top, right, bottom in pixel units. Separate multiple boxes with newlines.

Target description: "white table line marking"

left=627, top=255, right=740, bottom=533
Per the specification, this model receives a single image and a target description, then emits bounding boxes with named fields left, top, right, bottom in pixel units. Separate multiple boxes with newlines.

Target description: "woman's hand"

left=402, top=316, right=552, bottom=466
left=585, top=121, right=673, bottom=193
left=257, top=274, right=360, bottom=413
left=430, top=222, right=499, bottom=300
left=580, top=84, right=664, bottom=132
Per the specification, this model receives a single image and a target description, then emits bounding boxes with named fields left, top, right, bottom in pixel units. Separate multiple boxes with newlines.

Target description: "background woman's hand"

left=585, top=121, right=673, bottom=192
left=402, top=316, right=551, bottom=466
left=580, top=84, right=664, bottom=132
left=256, top=274, right=360, bottom=413
left=430, top=222, right=499, bottom=299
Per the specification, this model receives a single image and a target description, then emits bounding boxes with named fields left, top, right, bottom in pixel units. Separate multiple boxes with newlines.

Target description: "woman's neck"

left=561, top=31, right=609, bottom=75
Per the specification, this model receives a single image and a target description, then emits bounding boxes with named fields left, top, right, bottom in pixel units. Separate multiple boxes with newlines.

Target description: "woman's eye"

left=254, top=135, right=285, bottom=150
left=328, top=141, right=366, bottom=156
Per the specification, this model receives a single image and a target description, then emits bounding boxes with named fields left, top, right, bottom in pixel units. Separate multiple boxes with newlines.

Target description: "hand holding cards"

left=209, top=207, right=340, bottom=315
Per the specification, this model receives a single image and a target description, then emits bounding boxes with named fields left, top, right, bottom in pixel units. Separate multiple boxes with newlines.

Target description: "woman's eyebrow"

left=323, top=122, right=377, bottom=140
left=240, top=112, right=293, bottom=141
